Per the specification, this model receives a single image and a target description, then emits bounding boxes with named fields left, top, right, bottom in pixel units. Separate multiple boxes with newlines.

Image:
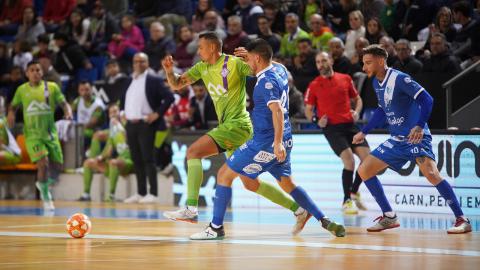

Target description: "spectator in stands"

left=98, top=59, right=130, bottom=105
left=452, top=1, right=480, bottom=61
left=289, top=38, right=318, bottom=93
left=42, top=0, right=76, bottom=32
left=121, top=52, right=174, bottom=204
left=233, top=0, right=264, bottom=35
left=223, top=15, right=250, bottom=55
left=0, top=0, right=32, bottom=37
left=329, top=37, right=354, bottom=76
left=393, top=39, right=423, bottom=76
left=203, top=10, right=227, bottom=39
left=60, top=9, right=90, bottom=47
left=345, top=10, right=366, bottom=60
left=422, top=33, right=462, bottom=74
left=379, top=36, right=398, bottom=67
left=38, top=55, right=62, bottom=87
left=287, top=71, right=304, bottom=118
left=418, top=7, right=457, bottom=46
left=257, top=15, right=281, bottom=55
left=329, top=0, right=358, bottom=35
left=189, top=80, right=216, bottom=130
left=380, top=0, right=406, bottom=40
left=34, top=34, right=54, bottom=59
left=191, top=0, right=225, bottom=33
left=308, top=14, right=334, bottom=52
left=72, top=80, right=106, bottom=148
left=0, top=66, right=24, bottom=106
left=100, top=0, right=128, bottom=19
left=108, top=15, right=145, bottom=61
left=84, top=1, right=120, bottom=56
left=174, top=25, right=195, bottom=70
left=144, top=22, right=176, bottom=72
left=262, top=0, right=285, bottom=34
left=350, top=37, right=370, bottom=73
left=360, top=0, right=385, bottom=21
left=165, top=86, right=191, bottom=129
left=0, top=42, right=11, bottom=84
left=15, top=6, right=45, bottom=45
left=401, top=0, right=437, bottom=41
left=365, top=17, right=385, bottom=45
left=12, top=40, right=33, bottom=72
left=280, top=13, right=310, bottom=59
left=53, top=32, right=92, bottom=76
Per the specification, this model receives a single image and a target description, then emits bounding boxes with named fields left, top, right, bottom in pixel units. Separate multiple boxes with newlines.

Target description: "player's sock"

left=83, top=167, right=93, bottom=194
left=342, top=169, right=354, bottom=202
left=290, top=186, right=325, bottom=221
left=212, top=185, right=232, bottom=227
left=256, top=179, right=299, bottom=212
left=108, top=166, right=120, bottom=195
left=88, top=137, right=102, bottom=158
left=351, top=171, right=363, bottom=194
left=435, top=179, right=463, bottom=217
left=364, top=176, right=393, bottom=213
left=186, top=159, right=203, bottom=207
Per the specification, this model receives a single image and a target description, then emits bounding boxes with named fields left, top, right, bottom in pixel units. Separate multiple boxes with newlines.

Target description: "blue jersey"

left=373, top=68, right=431, bottom=137
left=272, top=62, right=289, bottom=89
left=251, top=64, right=291, bottom=141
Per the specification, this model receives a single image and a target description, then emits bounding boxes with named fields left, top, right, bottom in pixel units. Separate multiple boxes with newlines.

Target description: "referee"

left=305, top=51, right=370, bottom=214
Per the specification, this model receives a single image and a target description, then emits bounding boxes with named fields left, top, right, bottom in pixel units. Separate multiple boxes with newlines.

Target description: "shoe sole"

left=447, top=228, right=472, bottom=234
left=163, top=213, right=198, bottom=224
left=292, top=213, right=312, bottom=235
left=343, top=210, right=359, bottom=215
left=190, top=236, right=224, bottom=240
left=367, top=223, right=400, bottom=232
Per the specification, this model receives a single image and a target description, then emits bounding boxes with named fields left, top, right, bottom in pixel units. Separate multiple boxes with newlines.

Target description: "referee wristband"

left=311, top=116, right=318, bottom=124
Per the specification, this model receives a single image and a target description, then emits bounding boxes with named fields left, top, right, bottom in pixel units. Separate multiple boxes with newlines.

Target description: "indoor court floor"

left=0, top=200, right=478, bottom=270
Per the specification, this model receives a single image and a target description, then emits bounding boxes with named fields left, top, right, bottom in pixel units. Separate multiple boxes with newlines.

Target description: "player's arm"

left=85, top=107, right=103, bottom=129
left=305, top=104, right=315, bottom=121
left=60, top=101, right=73, bottom=120
left=7, top=104, right=19, bottom=128
left=269, top=101, right=286, bottom=162
left=408, top=90, right=433, bottom=144
left=162, top=55, right=194, bottom=90
left=352, top=107, right=386, bottom=144
left=351, top=95, right=363, bottom=122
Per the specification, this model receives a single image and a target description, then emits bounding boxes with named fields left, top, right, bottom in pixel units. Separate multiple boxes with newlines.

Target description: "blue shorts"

left=371, top=136, right=436, bottom=172
left=226, top=138, right=292, bottom=181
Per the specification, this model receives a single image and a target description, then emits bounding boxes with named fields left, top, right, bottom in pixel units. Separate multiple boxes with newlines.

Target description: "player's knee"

left=343, top=158, right=355, bottom=170
left=423, top=167, right=442, bottom=183
left=109, top=159, right=118, bottom=167
left=186, top=146, right=201, bottom=159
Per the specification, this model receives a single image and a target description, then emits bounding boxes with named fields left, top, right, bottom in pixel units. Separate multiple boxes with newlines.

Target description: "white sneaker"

left=123, top=194, right=143, bottom=203
left=190, top=223, right=225, bottom=240
left=43, top=200, right=55, bottom=211
left=292, top=207, right=312, bottom=235
left=367, top=215, right=400, bottom=232
left=139, top=194, right=158, bottom=204
left=163, top=207, right=198, bottom=223
left=447, top=217, right=472, bottom=234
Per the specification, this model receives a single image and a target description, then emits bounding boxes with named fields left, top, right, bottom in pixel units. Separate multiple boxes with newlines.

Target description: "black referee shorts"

left=323, top=123, right=369, bottom=156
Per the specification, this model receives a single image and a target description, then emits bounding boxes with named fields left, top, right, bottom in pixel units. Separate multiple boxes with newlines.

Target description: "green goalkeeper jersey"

left=186, top=54, right=251, bottom=124
left=11, top=81, right=65, bottom=140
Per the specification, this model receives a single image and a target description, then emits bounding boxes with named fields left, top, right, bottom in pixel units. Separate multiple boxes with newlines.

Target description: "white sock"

left=211, top=223, right=222, bottom=229
left=384, top=211, right=396, bottom=218
left=187, top=205, right=198, bottom=213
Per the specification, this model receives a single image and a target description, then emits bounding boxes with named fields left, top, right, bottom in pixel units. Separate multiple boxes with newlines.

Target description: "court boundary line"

left=0, top=231, right=478, bottom=257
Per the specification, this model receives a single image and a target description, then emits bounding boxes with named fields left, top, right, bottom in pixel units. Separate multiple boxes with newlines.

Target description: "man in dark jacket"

left=189, top=80, right=216, bottom=130
left=144, top=22, right=176, bottom=71
left=422, top=33, right=462, bottom=74
left=53, top=32, right=92, bottom=76
left=393, top=39, right=423, bottom=76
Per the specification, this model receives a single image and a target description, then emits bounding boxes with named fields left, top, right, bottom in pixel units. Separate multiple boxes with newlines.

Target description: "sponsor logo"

left=376, top=146, right=385, bottom=154
left=242, top=163, right=262, bottom=174
left=387, top=116, right=405, bottom=126
left=404, top=77, right=412, bottom=84
left=265, top=82, right=273, bottom=90
left=207, top=82, right=227, bottom=100
left=383, top=141, right=394, bottom=149
left=239, top=143, right=248, bottom=151
left=253, top=151, right=276, bottom=163
left=26, top=100, right=51, bottom=116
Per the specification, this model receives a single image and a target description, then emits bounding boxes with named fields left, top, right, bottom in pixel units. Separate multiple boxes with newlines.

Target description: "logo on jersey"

left=253, top=151, right=276, bottom=163
left=387, top=116, right=405, bottom=126
left=243, top=163, right=263, bottom=174
left=221, top=67, right=229, bottom=78
left=207, top=82, right=227, bottom=101
left=265, top=82, right=273, bottom=90
left=239, top=143, right=248, bottom=151
left=404, top=77, right=412, bottom=84
left=26, top=100, right=51, bottom=115
left=92, top=85, right=110, bottom=104
left=384, top=86, right=394, bottom=107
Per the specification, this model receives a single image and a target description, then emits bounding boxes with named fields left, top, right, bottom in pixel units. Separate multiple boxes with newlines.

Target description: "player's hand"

left=274, top=142, right=286, bottom=162
left=351, top=110, right=359, bottom=122
left=352, top=132, right=365, bottom=144
left=145, top=112, right=159, bottom=124
left=317, top=115, right=328, bottom=128
left=64, top=111, right=73, bottom=120
left=408, top=126, right=424, bottom=144
left=234, top=47, right=248, bottom=60
left=161, top=55, right=175, bottom=72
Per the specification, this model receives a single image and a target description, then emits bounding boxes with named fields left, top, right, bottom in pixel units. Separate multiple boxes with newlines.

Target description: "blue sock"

left=290, top=186, right=325, bottom=221
left=364, top=176, right=393, bottom=213
left=212, top=185, right=232, bottom=227
left=435, top=180, right=463, bottom=217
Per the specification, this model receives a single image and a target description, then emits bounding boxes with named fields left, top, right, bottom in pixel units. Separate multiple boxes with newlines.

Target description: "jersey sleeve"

left=260, top=77, right=281, bottom=106
left=304, top=82, right=317, bottom=106
left=397, top=74, right=425, bottom=99
left=236, top=58, right=252, bottom=76
left=11, top=85, right=22, bottom=108
left=51, top=82, right=66, bottom=105
left=185, top=62, right=203, bottom=83
left=347, top=76, right=359, bottom=98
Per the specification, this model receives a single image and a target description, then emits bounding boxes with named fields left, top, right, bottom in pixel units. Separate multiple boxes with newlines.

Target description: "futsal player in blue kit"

left=352, top=45, right=471, bottom=234
left=190, top=39, right=346, bottom=240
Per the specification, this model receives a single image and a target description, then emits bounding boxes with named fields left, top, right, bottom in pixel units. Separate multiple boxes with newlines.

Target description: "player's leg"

left=339, top=148, right=358, bottom=214
left=350, top=145, right=371, bottom=210
left=25, top=138, right=54, bottom=210
left=87, top=130, right=108, bottom=158
left=105, top=158, right=133, bottom=202
left=78, top=158, right=103, bottom=201
left=190, top=163, right=237, bottom=240
left=416, top=156, right=471, bottom=234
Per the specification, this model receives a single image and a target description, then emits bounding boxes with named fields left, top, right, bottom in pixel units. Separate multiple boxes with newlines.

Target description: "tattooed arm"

left=162, top=55, right=193, bottom=90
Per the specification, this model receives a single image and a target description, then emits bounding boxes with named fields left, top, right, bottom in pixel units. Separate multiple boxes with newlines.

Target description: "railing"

left=443, top=59, right=480, bottom=128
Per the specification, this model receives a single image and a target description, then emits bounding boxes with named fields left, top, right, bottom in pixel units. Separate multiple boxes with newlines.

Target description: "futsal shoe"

left=351, top=192, right=368, bottom=210
left=139, top=194, right=158, bottom=204
left=367, top=215, right=400, bottom=232
left=124, top=194, right=143, bottom=203
left=78, top=193, right=91, bottom=202
left=163, top=207, right=199, bottom=223
left=342, top=199, right=359, bottom=215
left=35, top=181, right=55, bottom=211
left=292, top=207, right=312, bottom=235
left=190, top=223, right=225, bottom=240
left=320, top=217, right=346, bottom=237
left=447, top=217, right=472, bottom=234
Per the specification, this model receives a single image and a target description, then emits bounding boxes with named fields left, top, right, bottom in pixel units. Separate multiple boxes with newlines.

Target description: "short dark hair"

left=78, top=79, right=91, bottom=86
left=297, top=38, right=312, bottom=46
left=362, top=44, right=388, bottom=59
left=192, top=80, right=206, bottom=88
left=452, top=1, right=472, bottom=18
left=431, top=32, right=447, bottom=42
left=26, top=60, right=41, bottom=69
left=199, top=31, right=223, bottom=50
left=257, top=14, right=268, bottom=23
left=107, top=59, right=119, bottom=66
left=37, top=33, right=50, bottom=44
left=246, top=38, right=273, bottom=62
left=53, top=31, right=69, bottom=42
